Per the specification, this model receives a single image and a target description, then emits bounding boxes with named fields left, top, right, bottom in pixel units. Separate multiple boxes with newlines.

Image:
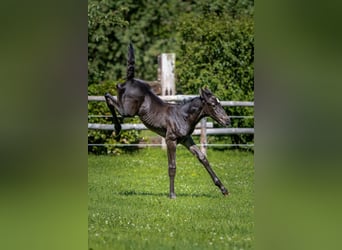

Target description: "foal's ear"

left=199, top=87, right=212, bottom=100
left=199, top=87, right=211, bottom=101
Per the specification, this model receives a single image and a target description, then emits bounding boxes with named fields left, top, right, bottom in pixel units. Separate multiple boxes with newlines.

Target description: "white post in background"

left=159, top=53, right=176, bottom=149
left=160, top=53, right=176, bottom=96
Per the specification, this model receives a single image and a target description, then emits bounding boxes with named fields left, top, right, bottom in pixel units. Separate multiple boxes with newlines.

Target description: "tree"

left=88, top=0, right=185, bottom=85
left=88, top=0, right=129, bottom=85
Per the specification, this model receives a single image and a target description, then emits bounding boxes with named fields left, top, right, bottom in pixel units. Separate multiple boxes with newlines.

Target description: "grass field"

left=88, top=148, right=254, bottom=250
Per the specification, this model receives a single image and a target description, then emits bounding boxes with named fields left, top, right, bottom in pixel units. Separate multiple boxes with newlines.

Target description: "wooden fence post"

left=200, top=118, right=207, bottom=156
left=160, top=53, right=176, bottom=96
left=159, top=53, right=176, bottom=149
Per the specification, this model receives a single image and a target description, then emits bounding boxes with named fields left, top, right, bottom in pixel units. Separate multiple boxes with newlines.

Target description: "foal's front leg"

left=182, top=137, right=229, bottom=196
left=166, top=139, right=177, bottom=199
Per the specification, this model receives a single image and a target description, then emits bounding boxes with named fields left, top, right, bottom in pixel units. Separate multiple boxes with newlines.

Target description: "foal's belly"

left=142, top=121, right=167, bottom=138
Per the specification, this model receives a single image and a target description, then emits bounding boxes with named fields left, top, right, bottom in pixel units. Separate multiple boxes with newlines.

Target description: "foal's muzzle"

left=218, top=116, right=231, bottom=127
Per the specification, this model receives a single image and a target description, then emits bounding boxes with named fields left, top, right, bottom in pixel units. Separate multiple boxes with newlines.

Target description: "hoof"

left=169, top=193, right=176, bottom=199
left=222, top=188, right=229, bottom=196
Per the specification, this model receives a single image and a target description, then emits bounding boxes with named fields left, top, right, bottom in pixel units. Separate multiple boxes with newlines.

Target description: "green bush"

left=88, top=81, right=141, bottom=155
left=175, top=10, right=254, bottom=147
left=88, top=0, right=254, bottom=85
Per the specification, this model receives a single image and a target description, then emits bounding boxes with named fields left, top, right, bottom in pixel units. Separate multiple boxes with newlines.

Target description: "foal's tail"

left=127, top=43, right=135, bottom=80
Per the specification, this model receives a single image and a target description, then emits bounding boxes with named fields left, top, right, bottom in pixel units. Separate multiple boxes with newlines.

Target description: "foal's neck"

left=184, top=97, right=206, bottom=125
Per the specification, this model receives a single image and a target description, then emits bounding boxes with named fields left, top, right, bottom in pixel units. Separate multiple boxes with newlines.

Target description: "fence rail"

left=88, top=143, right=254, bottom=148
left=88, top=122, right=214, bottom=131
left=88, top=95, right=254, bottom=107
left=88, top=123, right=254, bottom=135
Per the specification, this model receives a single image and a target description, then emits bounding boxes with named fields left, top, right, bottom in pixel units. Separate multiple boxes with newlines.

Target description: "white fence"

left=88, top=95, right=254, bottom=150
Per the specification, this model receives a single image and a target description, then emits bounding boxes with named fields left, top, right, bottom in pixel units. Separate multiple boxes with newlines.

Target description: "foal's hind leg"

left=104, top=93, right=122, bottom=136
left=166, top=139, right=177, bottom=199
left=181, top=137, right=229, bottom=196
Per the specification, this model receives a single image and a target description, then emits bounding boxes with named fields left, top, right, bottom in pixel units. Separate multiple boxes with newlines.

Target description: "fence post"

left=200, top=118, right=207, bottom=156
left=160, top=53, right=176, bottom=96
left=159, top=53, right=176, bottom=149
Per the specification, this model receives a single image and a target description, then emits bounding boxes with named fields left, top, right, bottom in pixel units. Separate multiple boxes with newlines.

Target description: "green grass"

left=88, top=148, right=254, bottom=250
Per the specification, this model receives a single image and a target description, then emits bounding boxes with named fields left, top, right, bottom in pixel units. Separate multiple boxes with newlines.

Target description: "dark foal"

left=105, top=43, right=231, bottom=198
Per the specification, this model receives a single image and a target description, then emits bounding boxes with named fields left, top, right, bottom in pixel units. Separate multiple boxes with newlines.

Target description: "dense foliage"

left=176, top=8, right=254, bottom=146
left=88, top=0, right=253, bottom=85
left=88, top=0, right=184, bottom=84
left=88, top=0, right=254, bottom=153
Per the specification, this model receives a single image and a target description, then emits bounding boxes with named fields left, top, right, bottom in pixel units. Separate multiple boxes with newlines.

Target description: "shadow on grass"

left=118, top=190, right=217, bottom=198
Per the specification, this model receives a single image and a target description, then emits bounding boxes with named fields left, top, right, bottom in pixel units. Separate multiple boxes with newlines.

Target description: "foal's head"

left=200, top=87, right=230, bottom=127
